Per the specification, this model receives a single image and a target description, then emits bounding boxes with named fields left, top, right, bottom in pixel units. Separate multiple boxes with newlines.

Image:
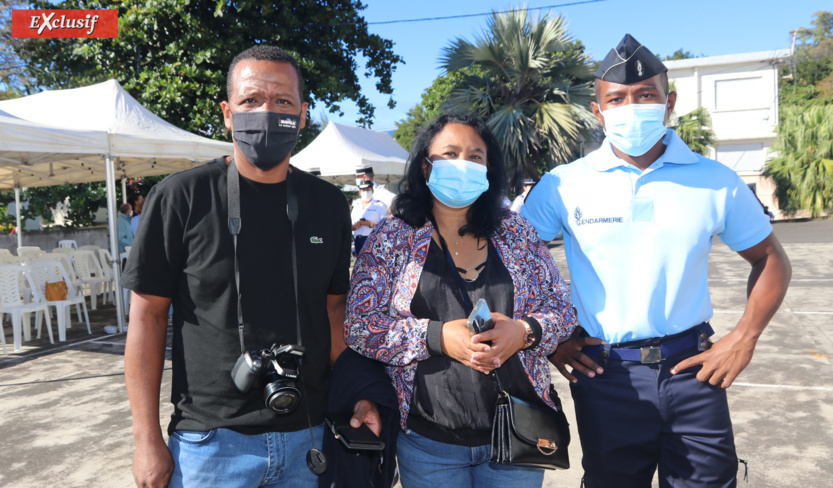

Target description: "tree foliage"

left=393, top=67, right=483, bottom=151
left=662, top=48, right=699, bottom=61
left=0, top=0, right=32, bottom=99
left=780, top=11, right=833, bottom=111
left=763, top=105, right=833, bottom=218
left=16, top=0, right=403, bottom=136
left=21, top=183, right=109, bottom=228
left=666, top=82, right=714, bottom=156
left=439, top=9, right=596, bottom=186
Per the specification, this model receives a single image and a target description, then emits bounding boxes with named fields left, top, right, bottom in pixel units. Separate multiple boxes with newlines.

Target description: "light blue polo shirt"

left=522, top=129, right=772, bottom=343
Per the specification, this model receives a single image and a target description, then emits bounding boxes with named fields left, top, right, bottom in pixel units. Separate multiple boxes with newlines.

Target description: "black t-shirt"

left=122, top=158, right=351, bottom=435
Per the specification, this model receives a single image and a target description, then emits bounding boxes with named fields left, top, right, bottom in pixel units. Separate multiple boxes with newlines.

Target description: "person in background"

left=345, top=111, right=576, bottom=487
left=355, top=166, right=396, bottom=212
left=522, top=34, right=792, bottom=488
left=351, top=180, right=387, bottom=255
left=128, top=193, right=145, bottom=237
left=509, top=178, right=537, bottom=213
left=117, top=202, right=133, bottom=255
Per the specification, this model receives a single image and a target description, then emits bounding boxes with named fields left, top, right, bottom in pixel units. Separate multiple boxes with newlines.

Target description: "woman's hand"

left=441, top=319, right=491, bottom=372
left=470, top=313, right=526, bottom=373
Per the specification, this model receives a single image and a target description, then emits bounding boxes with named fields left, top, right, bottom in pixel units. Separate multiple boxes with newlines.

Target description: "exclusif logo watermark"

left=11, top=10, right=118, bottom=38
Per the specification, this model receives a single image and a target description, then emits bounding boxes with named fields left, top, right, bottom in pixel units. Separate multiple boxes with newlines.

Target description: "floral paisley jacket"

left=344, top=211, right=577, bottom=430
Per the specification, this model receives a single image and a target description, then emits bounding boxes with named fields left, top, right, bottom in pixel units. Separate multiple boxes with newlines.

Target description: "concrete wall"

left=0, top=226, right=111, bottom=254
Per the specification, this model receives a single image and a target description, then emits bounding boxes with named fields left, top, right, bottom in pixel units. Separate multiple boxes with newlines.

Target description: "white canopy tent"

left=0, top=80, right=232, bottom=332
left=291, top=122, right=408, bottom=185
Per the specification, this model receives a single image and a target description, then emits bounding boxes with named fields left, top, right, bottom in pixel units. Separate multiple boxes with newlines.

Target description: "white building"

left=664, top=49, right=791, bottom=218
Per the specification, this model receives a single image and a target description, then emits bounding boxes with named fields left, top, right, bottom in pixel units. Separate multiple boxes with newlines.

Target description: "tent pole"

left=105, top=154, right=127, bottom=333
left=14, top=186, right=22, bottom=249
left=121, top=178, right=127, bottom=204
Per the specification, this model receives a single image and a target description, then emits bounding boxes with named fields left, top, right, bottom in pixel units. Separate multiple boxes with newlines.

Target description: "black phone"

left=325, top=414, right=385, bottom=451
left=467, top=298, right=494, bottom=334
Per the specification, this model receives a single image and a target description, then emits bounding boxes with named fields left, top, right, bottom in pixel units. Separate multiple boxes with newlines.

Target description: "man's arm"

left=125, top=291, right=174, bottom=488
left=672, top=233, right=792, bottom=387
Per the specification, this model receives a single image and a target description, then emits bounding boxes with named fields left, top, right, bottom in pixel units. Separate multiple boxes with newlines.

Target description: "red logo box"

left=12, top=9, right=118, bottom=39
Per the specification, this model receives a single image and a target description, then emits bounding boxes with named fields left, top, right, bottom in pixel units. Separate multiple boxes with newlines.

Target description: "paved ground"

left=1, top=220, right=831, bottom=487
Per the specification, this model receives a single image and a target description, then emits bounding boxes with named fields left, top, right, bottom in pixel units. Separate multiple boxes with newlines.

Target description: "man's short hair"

left=226, top=46, right=304, bottom=100
left=594, top=71, right=669, bottom=101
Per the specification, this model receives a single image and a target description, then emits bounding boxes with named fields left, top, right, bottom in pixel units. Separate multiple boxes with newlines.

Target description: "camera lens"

left=262, top=372, right=301, bottom=414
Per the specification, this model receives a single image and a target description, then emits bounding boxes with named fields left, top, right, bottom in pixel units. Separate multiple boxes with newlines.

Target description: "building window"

left=715, top=142, right=765, bottom=173
left=715, top=77, right=767, bottom=111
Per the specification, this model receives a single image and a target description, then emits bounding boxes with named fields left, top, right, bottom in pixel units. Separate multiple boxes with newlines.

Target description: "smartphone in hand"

left=325, top=414, right=385, bottom=451
left=467, top=298, right=494, bottom=334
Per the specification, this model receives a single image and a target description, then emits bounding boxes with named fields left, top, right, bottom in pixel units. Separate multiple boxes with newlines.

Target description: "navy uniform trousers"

left=572, top=325, right=738, bottom=488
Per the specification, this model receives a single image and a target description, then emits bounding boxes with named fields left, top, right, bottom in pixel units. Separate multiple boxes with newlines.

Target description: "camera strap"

left=227, top=158, right=303, bottom=354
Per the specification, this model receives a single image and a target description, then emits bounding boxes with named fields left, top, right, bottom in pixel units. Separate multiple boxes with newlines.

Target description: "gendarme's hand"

left=670, top=327, right=758, bottom=388
left=548, top=327, right=605, bottom=383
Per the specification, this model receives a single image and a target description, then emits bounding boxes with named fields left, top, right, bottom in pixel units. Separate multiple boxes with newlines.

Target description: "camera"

left=231, top=344, right=306, bottom=414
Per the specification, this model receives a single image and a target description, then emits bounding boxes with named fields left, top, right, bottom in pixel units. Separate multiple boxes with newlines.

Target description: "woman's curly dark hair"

left=392, top=111, right=506, bottom=239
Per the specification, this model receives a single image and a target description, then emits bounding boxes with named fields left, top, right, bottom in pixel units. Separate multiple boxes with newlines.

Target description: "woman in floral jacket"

left=345, top=112, right=576, bottom=487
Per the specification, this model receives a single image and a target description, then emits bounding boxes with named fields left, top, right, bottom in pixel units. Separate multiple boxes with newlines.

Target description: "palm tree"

left=670, top=107, right=714, bottom=156
left=764, top=105, right=833, bottom=218
left=440, top=8, right=596, bottom=187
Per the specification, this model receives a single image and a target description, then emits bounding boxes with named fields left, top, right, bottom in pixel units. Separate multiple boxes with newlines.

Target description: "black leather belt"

left=584, top=322, right=713, bottom=364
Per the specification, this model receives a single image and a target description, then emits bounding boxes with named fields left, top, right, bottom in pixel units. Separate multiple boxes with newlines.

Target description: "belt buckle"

left=640, top=346, right=662, bottom=364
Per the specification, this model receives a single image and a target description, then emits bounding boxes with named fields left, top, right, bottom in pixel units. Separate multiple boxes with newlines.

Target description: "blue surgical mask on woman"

left=425, top=158, right=490, bottom=209
left=601, top=103, right=667, bottom=157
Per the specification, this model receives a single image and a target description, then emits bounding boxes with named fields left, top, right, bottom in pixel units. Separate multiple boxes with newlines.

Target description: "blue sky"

left=323, top=0, right=829, bottom=131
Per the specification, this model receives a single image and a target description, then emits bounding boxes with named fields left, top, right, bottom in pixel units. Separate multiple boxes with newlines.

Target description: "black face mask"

left=231, top=111, right=300, bottom=170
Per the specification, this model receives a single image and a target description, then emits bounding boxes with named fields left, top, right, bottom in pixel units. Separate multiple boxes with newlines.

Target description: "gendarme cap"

left=595, top=34, right=667, bottom=84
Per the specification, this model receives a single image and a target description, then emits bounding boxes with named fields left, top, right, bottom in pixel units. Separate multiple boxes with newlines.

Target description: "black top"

left=408, top=238, right=533, bottom=446
left=122, top=158, right=352, bottom=435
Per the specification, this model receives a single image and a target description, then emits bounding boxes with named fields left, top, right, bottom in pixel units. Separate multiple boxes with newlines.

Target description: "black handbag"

left=432, top=219, right=571, bottom=471
left=490, top=377, right=570, bottom=470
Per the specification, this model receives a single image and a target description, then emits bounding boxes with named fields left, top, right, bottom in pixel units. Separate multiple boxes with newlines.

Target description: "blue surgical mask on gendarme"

left=426, top=158, right=490, bottom=209
left=601, top=103, right=667, bottom=157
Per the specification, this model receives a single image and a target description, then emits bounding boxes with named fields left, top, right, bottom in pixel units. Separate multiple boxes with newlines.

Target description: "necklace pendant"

left=454, top=251, right=459, bottom=256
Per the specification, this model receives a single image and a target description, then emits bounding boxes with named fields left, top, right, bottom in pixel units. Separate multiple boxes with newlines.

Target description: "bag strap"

left=428, top=215, right=474, bottom=315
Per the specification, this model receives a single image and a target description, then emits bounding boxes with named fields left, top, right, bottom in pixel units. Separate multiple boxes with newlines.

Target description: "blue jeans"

left=396, top=429, right=545, bottom=488
left=168, top=425, right=324, bottom=488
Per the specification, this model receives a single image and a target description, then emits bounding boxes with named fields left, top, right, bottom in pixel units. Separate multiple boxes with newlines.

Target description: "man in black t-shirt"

left=123, top=46, right=381, bottom=488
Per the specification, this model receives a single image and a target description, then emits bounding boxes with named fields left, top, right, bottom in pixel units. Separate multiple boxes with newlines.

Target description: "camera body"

left=231, top=343, right=306, bottom=414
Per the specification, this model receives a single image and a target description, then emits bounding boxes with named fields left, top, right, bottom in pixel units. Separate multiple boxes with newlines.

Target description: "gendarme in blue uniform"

left=522, top=128, right=772, bottom=344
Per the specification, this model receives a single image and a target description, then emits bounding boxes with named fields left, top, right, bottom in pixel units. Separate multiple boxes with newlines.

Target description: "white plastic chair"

left=0, top=264, right=53, bottom=353
left=93, top=249, right=116, bottom=305
left=28, top=260, right=91, bottom=341
left=0, top=249, right=12, bottom=257
left=51, top=248, right=74, bottom=254
left=79, top=245, right=101, bottom=252
left=69, top=250, right=109, bottom=310
left=17, top=247, right=44, bottom=258
left=57, top=240, right=78, bottom=250
left=42, top=254, right=85, bottom=313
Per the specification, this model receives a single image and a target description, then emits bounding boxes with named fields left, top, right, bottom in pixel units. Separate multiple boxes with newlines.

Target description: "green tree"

left=16, top=0, right=403, bottom=136
left=440, top=8, right=596, bottom=186
left=0, top=0, right=32, bottom=99
left=781, top=11, right=833, bottom=110
left=667, top=82, right=714, bottom=156
left=22, top=182, right=109, bottom=228
left=763, top=105, right=833, bottom=218
left=663, top=49, right=698, bottom=61
left=393, top=67, right=483, bottom=151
